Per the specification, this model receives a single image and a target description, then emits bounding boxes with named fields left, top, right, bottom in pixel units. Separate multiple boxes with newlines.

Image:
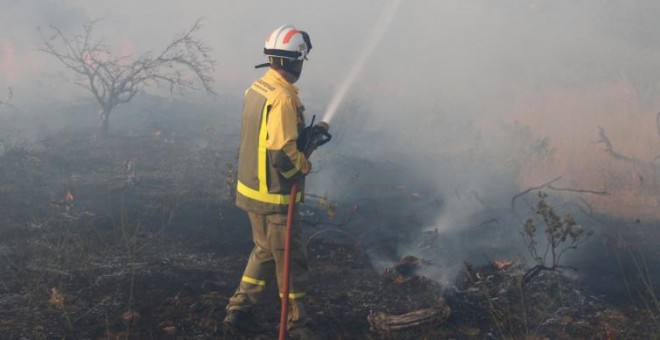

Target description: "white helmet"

left=263, top=25, right=312, bottom=61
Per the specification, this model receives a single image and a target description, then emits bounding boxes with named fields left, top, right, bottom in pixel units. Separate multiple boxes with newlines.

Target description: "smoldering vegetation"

left=2, top=0, right=660, bottom=338
left=0, top=93, right=658, bottom=339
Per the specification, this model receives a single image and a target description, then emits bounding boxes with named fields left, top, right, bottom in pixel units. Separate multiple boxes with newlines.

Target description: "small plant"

left=521, top=191, right=593, bottom=283
left=612, top=236, right=660, bottom=334
left=49, top=287, right=72, bottom=331
left=317, top=194, right=338, bottom=220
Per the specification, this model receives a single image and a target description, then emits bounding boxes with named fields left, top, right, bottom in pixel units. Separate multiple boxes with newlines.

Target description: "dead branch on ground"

left=368, top=298, right=451, bottom=333
left=303, top=199, right=360, bottom=248
left=306, top=229, right=360, bottom=249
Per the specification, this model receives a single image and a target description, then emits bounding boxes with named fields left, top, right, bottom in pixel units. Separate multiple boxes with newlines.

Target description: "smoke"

left=3, top=0, right=660, bottom=285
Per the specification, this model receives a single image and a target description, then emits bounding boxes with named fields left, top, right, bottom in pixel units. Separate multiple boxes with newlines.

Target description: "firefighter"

left=223, top=25, right=314, bottom=338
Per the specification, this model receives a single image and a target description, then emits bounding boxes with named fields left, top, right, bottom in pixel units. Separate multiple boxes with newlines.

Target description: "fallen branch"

left=522, top=264, right=577, bottom=286
left=368, top=298, right=451, bottom=333
left=305, top=228, right=360, bottom=249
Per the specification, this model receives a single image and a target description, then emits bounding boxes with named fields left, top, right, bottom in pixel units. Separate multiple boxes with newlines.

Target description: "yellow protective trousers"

left=226, top=209, right=309, bottom=328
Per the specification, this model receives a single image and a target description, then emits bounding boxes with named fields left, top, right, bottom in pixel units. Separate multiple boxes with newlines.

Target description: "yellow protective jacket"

left=235, top=69, right=311, bottom=213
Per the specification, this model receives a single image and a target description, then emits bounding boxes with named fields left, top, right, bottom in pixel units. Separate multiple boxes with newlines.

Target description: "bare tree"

left=40, top=18, right=216, bottom=136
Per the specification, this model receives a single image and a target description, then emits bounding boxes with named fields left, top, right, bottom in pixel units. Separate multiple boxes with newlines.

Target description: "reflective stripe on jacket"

left=235, top=69, right=310, bottom=213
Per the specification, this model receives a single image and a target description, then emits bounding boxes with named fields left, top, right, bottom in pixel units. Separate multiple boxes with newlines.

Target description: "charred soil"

left=0, top=129, right=658, bottom=339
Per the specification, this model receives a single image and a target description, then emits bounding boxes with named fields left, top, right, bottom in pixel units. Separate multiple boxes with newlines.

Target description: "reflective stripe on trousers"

left=226, top=210, right=309, bottom=327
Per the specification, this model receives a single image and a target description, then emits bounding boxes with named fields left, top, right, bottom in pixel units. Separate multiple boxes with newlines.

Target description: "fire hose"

left=279, top=118, right=331, bottom=340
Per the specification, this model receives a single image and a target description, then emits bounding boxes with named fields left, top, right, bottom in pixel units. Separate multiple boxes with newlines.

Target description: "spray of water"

left=322, top=0, right=403, bottom=123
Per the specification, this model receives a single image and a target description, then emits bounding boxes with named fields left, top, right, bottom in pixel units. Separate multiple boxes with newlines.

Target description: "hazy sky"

left=2, top=0, right=660, bottom=220
left=2, top=1, right=659, bottom=105
left=2, top=1, right=654, bottom=100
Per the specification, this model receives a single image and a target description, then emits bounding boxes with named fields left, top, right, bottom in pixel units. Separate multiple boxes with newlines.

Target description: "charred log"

left=368, top=298, right=451, bottom=333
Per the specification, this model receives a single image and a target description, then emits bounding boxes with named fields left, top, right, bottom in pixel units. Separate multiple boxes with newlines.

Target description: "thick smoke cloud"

left=2, top=0, right=660, bottom=283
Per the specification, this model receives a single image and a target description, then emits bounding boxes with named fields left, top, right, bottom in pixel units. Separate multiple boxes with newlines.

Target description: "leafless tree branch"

left=511, top=176, right=561, bottom=210
left=40, top=18, right=216, bottom=136
left=547, top=184, right=608, bottom=195
left=594, top=126, right=644, bottom=164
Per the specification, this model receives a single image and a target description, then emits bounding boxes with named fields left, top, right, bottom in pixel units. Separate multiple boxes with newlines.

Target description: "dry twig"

left=512, top=176, right=608, bottom=210
left=511, top=176, right=561, bottom=210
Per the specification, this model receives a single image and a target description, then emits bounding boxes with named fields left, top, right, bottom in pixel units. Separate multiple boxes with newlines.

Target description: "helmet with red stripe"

left=263, top=25, right=312, bottom=61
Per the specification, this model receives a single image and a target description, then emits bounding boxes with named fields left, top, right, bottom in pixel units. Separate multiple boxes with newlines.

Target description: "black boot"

left=223, top=309, right=259, bottom=333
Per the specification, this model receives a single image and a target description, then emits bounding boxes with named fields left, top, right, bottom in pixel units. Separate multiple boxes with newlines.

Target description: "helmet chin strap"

left=277, top=58, right=301, bottom=79
left=254, top=57, right=301, bottom=79
left=254, top=57, right=301, bottom=78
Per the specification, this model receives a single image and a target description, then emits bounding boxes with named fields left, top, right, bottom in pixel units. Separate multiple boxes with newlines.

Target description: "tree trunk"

left=99, top=106, right=110, bottom=137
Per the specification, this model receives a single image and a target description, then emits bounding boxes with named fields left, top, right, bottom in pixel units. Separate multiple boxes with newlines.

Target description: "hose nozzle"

left=315, top=121, right=329, bottom=132
left=298, top=118, right=332, bottom=154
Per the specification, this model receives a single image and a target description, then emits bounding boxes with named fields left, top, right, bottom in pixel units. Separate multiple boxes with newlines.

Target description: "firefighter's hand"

left=303, top=147, right=315, bottom=158
left=304, top=161, right=312, bottom=175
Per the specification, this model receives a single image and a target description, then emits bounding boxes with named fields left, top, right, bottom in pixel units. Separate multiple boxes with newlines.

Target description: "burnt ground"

left=1, top=125, right=660, bottom=339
